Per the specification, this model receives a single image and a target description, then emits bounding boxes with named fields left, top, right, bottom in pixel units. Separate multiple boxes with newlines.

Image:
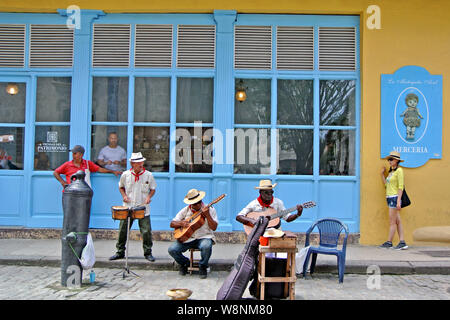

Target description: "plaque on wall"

left=381, top=66, right=442, bottom=168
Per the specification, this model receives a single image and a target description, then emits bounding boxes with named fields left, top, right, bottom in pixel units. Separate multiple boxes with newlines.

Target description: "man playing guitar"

left=168, top=189, right=218, bottom=279
left=236, top=180, right=303, bottom=229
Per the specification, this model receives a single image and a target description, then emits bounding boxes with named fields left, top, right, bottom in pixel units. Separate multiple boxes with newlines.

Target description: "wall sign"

left=381, top=66, right=442, bottom=168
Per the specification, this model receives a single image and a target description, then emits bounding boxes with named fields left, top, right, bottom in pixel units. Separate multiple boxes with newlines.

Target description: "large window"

left=34, top=77, right=71, bottom=171
left=0, top=82, right=26, bottom=170
left=175, top=77, right=214, bottom=173
left=277, top=79, right=314, bottom=175
left=91, top=77, right=129, bottom=171
left=234, top=79, right=271, bottom=174
left=233, top=78, right=356, bottom=176
left=319, top=80, right=356, bottom=175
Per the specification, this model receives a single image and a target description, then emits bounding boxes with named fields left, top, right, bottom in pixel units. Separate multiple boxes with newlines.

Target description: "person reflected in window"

left=34, top=141, right=50, bottom=170
left=0, top=147, right=9, bottom=169
left=96, top=132, right=127, bottom=171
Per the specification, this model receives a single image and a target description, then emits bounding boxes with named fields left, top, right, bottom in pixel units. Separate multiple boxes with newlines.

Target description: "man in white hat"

left=109, top=152, right=157, bottom=262
left=236, top=179, right=303, bottom=228
left=168, top=189, right=218, bottom=279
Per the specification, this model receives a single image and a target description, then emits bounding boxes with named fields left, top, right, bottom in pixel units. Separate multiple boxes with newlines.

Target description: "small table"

left=257, top=233, right=298, bottom=300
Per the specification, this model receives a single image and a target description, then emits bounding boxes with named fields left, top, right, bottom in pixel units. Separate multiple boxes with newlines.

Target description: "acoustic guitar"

left=243, top=201, right=316, bottom=235
left=174, top=194, right=226, bottom=243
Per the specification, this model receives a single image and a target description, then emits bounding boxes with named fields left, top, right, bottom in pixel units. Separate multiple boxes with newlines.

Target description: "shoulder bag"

left=401, top=188, right=411, bottom=208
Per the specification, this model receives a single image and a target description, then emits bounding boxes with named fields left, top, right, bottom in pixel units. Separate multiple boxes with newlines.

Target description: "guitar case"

left=216, top=216, right=269, bottom=300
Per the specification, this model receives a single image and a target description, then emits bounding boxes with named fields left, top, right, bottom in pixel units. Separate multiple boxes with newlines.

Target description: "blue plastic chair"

left=302, top=218, right=349, bottom=283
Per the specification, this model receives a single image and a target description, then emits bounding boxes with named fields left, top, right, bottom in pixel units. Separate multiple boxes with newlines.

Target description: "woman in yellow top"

left=379, top=151, right=408, bottom=250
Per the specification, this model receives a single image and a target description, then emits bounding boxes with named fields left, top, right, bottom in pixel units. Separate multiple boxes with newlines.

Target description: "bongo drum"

left=131, top=205, right=146, bottom=219
left=111, top=206, right=129, bottom=220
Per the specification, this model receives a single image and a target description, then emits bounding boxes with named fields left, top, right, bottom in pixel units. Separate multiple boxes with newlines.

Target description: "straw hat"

left=183, top=188, right=206, bottom=205
left=263, top=228, right=285, bottom=238
left=254, top=179, right=277, bottom=190
left=385, top=151, right=404, bottom=162
left=129, top=152, right=146, bottom=162
left=166, top=288, right=192, bottom=300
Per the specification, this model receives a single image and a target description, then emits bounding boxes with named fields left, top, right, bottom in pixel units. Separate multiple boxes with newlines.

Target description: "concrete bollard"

left=61, top=170, right=93, bottom=287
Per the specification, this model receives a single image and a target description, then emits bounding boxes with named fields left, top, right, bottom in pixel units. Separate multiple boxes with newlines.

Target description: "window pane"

left=320, top=130, right=355, bottom=176
left=320, top=80, right=356, bottom=126
left=0, top=83, right=26, bottom=123
left=92, top=77, right=129, bottom=122
left=234, top=128, right=271, bottom=174
left=34, top=126, right=70, bottom=170
left=235, top=79, right=270, bottom=124
left=176, top=78, right=213, bottom=123
left=277, top=129, right=313, bottom=175
left=134, top=126, right=170, bottom=172
left=0, top=127, right=24, bottom=170
left=134, top=77, right=171, bottom=123
left=175, top=126, right=212, bottom=173
left=277, top=80, right=313, bottom=125
left=36, top=77, right=71, bottom=122
left=91, top=126, right=127, bottom=171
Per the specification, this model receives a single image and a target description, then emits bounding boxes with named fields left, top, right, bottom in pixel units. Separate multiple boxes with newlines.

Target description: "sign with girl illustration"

left=381, top=66, right=442, bottom=168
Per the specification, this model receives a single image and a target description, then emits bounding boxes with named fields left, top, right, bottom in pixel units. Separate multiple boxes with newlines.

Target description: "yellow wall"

left=1, top=0, right=449, bottom=244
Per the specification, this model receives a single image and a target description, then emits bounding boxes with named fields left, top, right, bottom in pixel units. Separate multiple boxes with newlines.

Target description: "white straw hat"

left=254, top=179, right=277, bottom=190
left=183, top=189, right=206, bottom=205
left=129, top=152, right=146, bottom=162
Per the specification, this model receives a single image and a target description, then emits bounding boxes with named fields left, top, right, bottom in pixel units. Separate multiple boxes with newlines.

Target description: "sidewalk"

left=0, top=238, right=449, bottom=275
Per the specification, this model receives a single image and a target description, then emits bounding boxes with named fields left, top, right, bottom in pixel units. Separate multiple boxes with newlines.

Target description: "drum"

left=131, top=205, right=146, bottom=219
left=111, top=206, right=129, bottom=220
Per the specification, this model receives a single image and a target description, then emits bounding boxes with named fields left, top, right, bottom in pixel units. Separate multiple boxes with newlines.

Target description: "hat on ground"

left=255, top=179, right=277, bottom=190
left=183, top=188, right=206, bottom=205
left=263, top=228, right=285, bottom=238
left=129, top=152, right=146, bottom=162
left=385, top=151, right=404, bottom=162
left=70, top=145, right=85, bottom=154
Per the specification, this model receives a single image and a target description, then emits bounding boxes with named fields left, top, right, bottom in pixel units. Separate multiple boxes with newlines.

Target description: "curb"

left=1, top=256, right=449, bottom=275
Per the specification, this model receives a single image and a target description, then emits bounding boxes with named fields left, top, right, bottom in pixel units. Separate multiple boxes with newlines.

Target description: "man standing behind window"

left=96, top=132, right=127, bottom=171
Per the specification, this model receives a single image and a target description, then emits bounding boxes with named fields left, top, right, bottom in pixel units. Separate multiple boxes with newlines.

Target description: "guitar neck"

left=269, top=201, right=315, bottom=220
left=270, top=206, right=298, bottom=220
left=187, top=194, right=226, bottom=221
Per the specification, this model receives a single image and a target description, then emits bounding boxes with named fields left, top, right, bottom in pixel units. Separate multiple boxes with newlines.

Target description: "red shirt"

left=55, top=159, right=100, bottom=185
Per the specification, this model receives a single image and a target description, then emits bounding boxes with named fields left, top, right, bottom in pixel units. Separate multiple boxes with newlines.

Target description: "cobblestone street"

left=0, top=265, right=448, bottom=300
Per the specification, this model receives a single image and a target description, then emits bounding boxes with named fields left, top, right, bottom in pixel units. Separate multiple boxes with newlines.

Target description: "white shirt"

left=237, top=197, right=294, bottom=221
left=173, top=205, right=218, bottom=243
left=118, top=169, right=156, bottom=216
left=97, top=145, right=127, bottom=171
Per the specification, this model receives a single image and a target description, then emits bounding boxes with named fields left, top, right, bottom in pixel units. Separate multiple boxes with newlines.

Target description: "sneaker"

left=179, top=264, right=188, bottom=276
left=109, top=253, right=125, bottom=260
left=394, top=241, right=408, bottom=250
left=199, top=266, right=208, bottom=279
left=144, top=254, right=155, bottom=262
left=378, top=241, right=392, bottom=249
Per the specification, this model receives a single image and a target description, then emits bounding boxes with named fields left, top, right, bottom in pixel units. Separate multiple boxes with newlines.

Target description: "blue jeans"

left=168, top=238, right=213, bottom=268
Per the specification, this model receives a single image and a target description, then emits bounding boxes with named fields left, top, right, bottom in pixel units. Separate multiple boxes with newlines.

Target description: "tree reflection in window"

left=320, top=80, right=355, bottom=126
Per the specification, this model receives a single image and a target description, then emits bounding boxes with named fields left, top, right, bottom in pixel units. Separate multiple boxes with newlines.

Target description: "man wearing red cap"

left=53, top=144, right=121, bottom=189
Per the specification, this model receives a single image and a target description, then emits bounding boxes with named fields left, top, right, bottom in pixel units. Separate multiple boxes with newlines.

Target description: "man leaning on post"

left=53, top=145, right=121, bottom=189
